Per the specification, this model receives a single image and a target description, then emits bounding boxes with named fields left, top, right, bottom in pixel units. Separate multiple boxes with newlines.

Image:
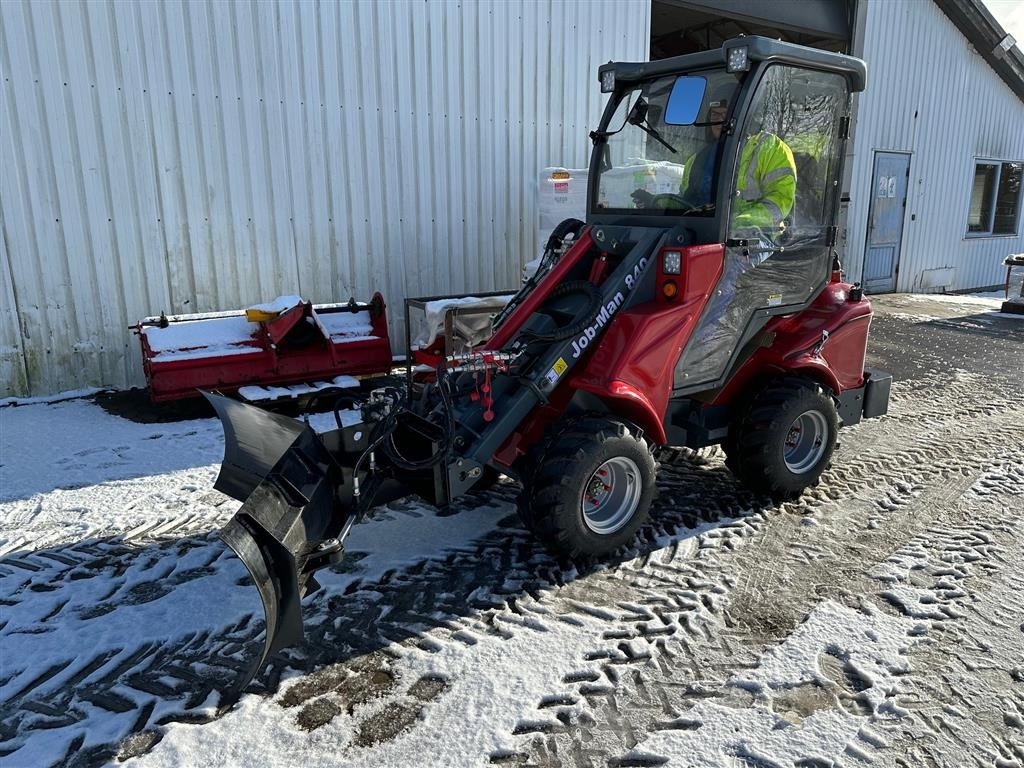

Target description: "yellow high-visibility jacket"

left=730, top=132, right=797, bottom=232
left=677, top=132, right=797, bottom=231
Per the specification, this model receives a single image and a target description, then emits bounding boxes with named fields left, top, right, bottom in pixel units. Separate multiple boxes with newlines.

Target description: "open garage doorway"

left=650, top=0, right=855, bottom=59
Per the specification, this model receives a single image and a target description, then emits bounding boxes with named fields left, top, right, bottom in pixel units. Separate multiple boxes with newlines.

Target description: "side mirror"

left=665, top=76, right=707, bottom=125
left=627, top=98, right=649, bottom=126
left=606, top=92, right=636, bottom=133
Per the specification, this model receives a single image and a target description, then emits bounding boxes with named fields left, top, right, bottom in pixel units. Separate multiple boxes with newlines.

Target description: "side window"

left=729, top=66, right=849, bottom=243
left=967, top=160, right=1022, bottom=236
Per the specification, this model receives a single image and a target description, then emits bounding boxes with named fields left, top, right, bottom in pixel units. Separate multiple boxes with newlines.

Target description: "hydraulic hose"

left=517, top=280, right=605, bottom=343
left=380, top=368, right=456, bottom=472
left=492, top=218, right=585, bottom=332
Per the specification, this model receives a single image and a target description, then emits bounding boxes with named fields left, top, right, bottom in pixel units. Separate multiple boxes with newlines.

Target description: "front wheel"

left=518, top=417, right=656, bottom=558
left=727, top=378, right=838, bottom=499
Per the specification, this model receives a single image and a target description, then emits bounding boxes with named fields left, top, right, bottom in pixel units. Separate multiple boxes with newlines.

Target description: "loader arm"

left=206, top=225, right=668, bottom=687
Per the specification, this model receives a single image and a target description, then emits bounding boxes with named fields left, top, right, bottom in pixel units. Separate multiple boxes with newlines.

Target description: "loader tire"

left=519, top=417, right=656, bottom=558
left=728, top=378, right=838, bottom=500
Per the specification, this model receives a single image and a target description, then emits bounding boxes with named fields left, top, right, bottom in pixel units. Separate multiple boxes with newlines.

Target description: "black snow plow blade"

left=204, top=393, right=355, bottom=691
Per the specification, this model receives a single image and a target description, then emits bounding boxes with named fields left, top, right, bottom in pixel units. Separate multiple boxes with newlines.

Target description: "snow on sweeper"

left=202, top=37, right=891, bottom=687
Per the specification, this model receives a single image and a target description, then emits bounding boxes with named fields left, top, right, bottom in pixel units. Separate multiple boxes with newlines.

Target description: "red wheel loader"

left=204, top=37, right=890, bottom=687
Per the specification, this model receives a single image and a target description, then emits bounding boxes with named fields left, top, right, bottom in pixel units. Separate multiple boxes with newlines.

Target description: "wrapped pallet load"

left=536, top=167, right=589, bottom=264
left=596, top=160, right=686, bottom=210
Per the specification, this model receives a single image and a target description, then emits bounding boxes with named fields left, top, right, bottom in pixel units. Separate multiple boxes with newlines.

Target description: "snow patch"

left=633, top=600, right=920, bottom=766
left=902, top=290, right=1005, bottom=308
left=247, top=295, right=303, bottom=314
left=0, top=398, right=224, bottom=507
left=734, top=600, right=916, bottom=692
left=881, top=311, right=943, bottom=323
left=0, top=466, right=231, bottom=553
left=238, top=375, right=360, bottom=402
left=0, top=398, right=506, bottom=768
left=0, top=387, right=104, bottom=408
left=315, top=311, right=375, bottom=341
left=141, top=315, right=258, bottom=356
left=138, top=611, right=610, bottom=768
left=410, top=296, right=512, bottom=350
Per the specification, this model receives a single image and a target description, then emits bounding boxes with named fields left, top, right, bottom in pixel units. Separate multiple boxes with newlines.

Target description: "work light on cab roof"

left=726, top=44, right=750, bottom=72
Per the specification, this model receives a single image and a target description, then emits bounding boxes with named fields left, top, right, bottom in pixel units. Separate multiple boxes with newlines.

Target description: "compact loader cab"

left=586, top=37, right=863, bottom=395
left=202, top=37, right=891, bottom=687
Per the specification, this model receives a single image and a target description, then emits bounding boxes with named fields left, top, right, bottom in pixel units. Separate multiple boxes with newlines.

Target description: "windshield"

left=595, top=70, right=740, bottom=215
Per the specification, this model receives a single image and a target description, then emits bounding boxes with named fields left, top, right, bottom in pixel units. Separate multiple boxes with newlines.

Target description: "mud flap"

left=205, top=393, right=354, bottom=693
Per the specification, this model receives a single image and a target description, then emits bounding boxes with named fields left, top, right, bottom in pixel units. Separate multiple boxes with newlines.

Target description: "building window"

left=994, top=162, right=1023, bottom=234
left=967, top=160, right=1022, bottom=236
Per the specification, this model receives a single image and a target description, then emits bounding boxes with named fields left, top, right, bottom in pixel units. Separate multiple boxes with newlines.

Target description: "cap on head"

left=706, top=81, right=735, bottom=112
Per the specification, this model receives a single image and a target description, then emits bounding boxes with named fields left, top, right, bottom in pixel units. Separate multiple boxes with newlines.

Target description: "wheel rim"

left=581, top=456, right=642, bottom=534
left=783, top=410, right=828, bottom=474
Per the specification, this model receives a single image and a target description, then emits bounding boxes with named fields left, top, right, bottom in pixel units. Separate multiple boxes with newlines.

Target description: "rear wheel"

left=728, top=378, right=838, bottom=499
left=518, top=417, right=656, bottom=558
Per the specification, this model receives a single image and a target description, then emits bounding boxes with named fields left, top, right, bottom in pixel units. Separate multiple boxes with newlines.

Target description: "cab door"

left=674, top=65, right=851, bottom=392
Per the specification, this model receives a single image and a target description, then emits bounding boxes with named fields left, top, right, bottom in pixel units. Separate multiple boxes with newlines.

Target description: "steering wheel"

left=631, top=189, right=704, bottom=211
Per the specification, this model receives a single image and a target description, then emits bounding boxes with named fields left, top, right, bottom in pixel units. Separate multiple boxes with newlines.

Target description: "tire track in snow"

left=2, top=372, right=1020, bottom=767
left=1, top=489, right=524, bottom=766
left=505, top=374, right=1022, bottom=766
left=251, top=462, right=765, bottom=757
left=606, top=463, right=1024, bottom=768
left=864, top=460, right=1024, bottom=768
left=282, top=372, right=1020, bottom=765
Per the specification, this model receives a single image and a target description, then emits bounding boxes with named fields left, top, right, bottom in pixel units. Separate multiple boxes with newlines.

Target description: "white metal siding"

left=846, top=0, right=1024, bottom=292
left=0, top=0, right=650, bottom=398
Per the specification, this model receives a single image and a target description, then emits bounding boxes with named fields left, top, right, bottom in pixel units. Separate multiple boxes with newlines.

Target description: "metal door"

left=863, top=151, right=910, bottom=293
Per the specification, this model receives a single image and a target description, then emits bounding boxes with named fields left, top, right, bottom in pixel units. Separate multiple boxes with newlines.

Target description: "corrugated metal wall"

left=846, top=0, right=1024, bottom=292
left=0, top=0, right=650, bottom=398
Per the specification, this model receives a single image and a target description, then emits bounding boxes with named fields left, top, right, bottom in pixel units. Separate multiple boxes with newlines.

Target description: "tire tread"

left=518, top=416, right=656, bottom=558
left=728, top=378, right=838, bottom=500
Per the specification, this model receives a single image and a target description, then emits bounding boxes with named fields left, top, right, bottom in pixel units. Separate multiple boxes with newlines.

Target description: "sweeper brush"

left=135, top=295, right=392, bottom=403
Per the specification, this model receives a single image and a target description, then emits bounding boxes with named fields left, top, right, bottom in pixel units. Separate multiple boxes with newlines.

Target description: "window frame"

left=965, top=158, right=1023, bottom=238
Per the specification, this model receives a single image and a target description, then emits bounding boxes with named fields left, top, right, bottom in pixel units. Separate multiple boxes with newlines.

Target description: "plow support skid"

left=206, top=393, right=355, bottom=687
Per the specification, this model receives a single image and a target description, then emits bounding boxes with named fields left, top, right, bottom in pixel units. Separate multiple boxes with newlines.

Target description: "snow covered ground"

left=902, top=289, right=1024, bottom=320
left=1, top=292, right=1022, bottom=768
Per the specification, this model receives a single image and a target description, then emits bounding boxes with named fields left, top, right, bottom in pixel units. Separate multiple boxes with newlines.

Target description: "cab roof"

left=599, top=36, right=867, bottom=93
